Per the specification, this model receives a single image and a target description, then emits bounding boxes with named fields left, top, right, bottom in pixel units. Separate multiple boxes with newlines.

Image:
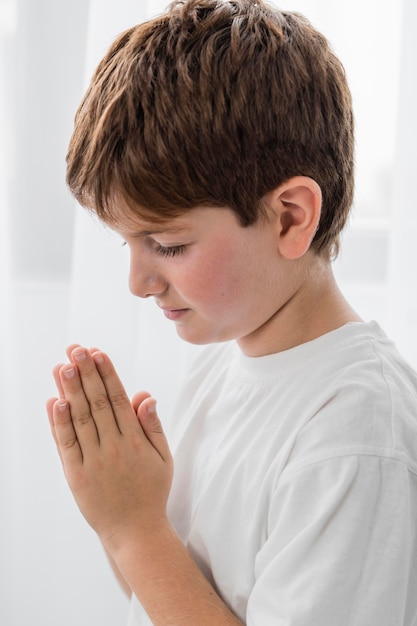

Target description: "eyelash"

left=120, top=241, right=186, bottom=257
left=154, top=244, right=186, bottom=257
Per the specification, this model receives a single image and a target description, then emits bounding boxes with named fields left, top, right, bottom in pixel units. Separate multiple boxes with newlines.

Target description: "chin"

left=175, top=326, right=229, bottom=346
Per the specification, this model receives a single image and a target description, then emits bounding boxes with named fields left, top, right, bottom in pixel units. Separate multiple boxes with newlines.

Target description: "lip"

left=159, top=307, right=190, bottom=321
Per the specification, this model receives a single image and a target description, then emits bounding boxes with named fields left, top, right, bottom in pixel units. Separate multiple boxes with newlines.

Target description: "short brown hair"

left=66, top=0, right=354, bottom=257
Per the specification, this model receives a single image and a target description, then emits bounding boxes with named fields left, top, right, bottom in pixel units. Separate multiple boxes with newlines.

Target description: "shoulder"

left=284, top=321, right=417, bottom=474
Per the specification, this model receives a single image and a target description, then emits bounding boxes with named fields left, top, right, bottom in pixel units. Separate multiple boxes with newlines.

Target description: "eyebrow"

left=127, top=225, right=190, bottom=237
left=131, top=226, right=187, bottom=237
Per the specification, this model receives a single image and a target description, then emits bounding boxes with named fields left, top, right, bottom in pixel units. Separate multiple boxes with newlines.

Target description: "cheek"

left=187, top=246, right=248, bottom=305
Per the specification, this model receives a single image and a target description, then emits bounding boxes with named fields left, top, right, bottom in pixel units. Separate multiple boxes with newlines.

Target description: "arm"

left=46, top=347, right=243, bottom=626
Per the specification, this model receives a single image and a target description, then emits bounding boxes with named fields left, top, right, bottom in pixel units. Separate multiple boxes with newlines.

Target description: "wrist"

left=101, top=512, right=173, bottom=558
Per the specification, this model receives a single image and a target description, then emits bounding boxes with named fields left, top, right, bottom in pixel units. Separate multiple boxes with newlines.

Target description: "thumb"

left=131, top=390, right=151, bottom=414
left=137, top=398, right=172, bottom=465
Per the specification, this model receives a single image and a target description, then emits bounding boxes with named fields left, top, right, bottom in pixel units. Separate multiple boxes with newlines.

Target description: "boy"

left=46, top=1, right=417, bottom=624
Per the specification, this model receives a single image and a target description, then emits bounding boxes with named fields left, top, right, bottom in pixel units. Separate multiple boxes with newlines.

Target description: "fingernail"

left=63, top=367, right=75, bottom=379
left=73, top=349, right=87, bottom=362
left=57, top=401, right=68, bottom=412
left=147, top=400, right=157, bottom=416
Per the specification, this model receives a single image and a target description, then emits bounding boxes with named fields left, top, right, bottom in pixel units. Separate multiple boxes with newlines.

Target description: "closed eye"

left=154, top=243, right=186, bottom=257
left=120, top=240, right=186, bottom=257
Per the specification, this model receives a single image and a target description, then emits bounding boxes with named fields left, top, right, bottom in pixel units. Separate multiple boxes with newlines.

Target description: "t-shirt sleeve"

left=246, top=453, right=417, bottom=626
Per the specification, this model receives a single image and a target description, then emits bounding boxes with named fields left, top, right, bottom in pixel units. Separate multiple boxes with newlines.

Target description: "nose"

left=128, top=256, right=167, bottom=299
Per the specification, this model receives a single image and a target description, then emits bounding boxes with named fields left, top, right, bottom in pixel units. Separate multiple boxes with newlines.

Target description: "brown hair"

left=66, top=0, right=354, bottom=257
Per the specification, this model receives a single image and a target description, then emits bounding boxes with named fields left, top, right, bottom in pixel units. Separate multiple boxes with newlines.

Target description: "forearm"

left=107, top=520, right=244, bottom=626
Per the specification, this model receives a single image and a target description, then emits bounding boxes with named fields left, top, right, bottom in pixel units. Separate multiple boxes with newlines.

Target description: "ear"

left=265, top=176, right=322, bottom=260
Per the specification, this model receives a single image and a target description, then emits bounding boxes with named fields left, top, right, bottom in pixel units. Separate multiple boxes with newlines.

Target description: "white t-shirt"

left=128, top=321, right=417, bottom=625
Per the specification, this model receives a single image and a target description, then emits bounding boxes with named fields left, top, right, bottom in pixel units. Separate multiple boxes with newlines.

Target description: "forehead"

left=105, top=195, right=191, bottom=235
left=105, top=193, right=242, bottom=237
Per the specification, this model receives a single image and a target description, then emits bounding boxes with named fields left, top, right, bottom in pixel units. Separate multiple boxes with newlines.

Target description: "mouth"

left=158, top=306, right=190, bottom=321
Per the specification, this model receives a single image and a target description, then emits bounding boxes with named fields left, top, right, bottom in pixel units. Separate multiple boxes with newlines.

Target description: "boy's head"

left=66, top=0, right=354, bottom=259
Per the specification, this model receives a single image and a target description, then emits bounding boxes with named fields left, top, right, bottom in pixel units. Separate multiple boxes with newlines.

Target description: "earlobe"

left=266, top=176, right=322, bottom=260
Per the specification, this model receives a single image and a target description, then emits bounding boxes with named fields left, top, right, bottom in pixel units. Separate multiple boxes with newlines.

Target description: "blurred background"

left=0, top=0, right=416, bottom=624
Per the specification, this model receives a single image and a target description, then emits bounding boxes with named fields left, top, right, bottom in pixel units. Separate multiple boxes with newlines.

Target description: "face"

left=112, top=204, right=298, bottom=354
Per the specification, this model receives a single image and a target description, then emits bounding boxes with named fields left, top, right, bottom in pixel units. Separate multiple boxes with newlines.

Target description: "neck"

left=238, top=256, right=362, bottom=357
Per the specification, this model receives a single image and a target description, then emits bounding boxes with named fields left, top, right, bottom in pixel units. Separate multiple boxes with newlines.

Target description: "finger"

left=136, top=398, right=172, bottom=465
left=59, top=363, right=100, bottom=450
left=52, top=364, right=66, bottom=399
left=53, top=345, right=84, bottom=398
left=91, top=351, right=140, bottom=434
left=46, top=396, right=59, bottom=445
left=66, top=343, right=83, bottom=362
left=70, top=347, right=123, bottom=438
left=54, top=344, right=91, bottom=398
left=51, top=398, right=83, bottom=467
left=67, top=344, right=101, bottom=362
left=132, top=391, right=152, bottom=414
left=46, top=397, right=65, bottom=465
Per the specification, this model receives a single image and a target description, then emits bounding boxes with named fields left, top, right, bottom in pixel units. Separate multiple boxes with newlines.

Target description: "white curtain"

left=385, top=0, right=417, bottom=364
left=0, top=0, right=415, bottom=624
